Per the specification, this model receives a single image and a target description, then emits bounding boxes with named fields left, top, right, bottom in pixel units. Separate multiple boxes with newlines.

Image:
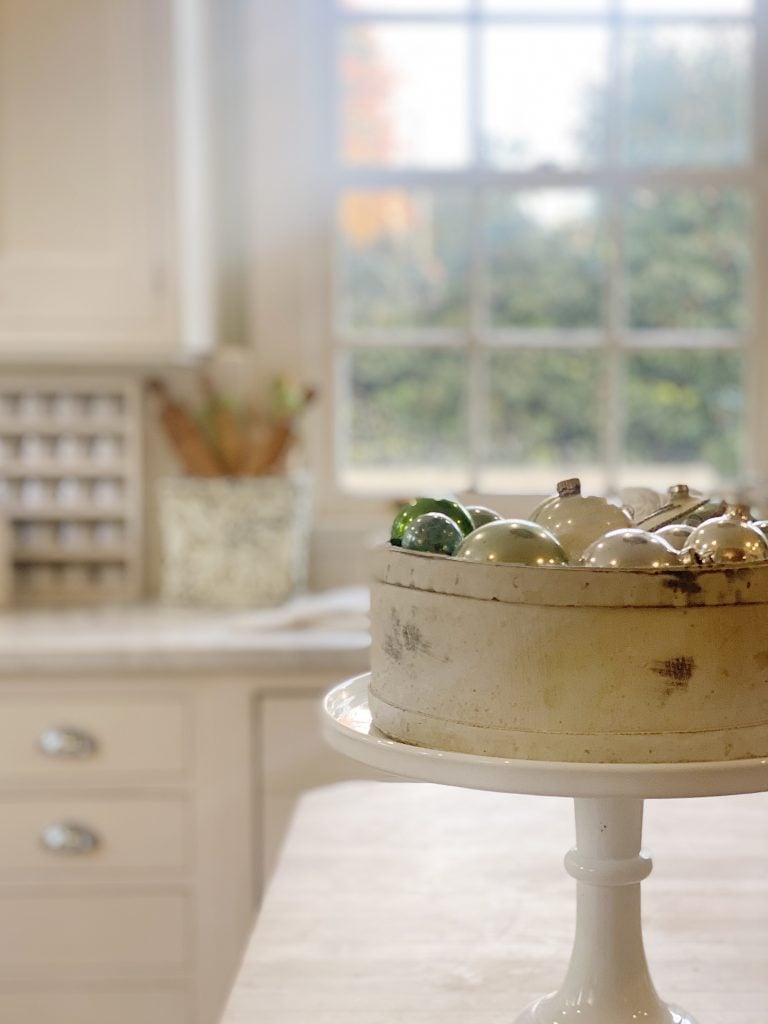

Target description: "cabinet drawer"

left=0, top=797, right=188, bottom=872
left=0, top=697, right=189, bottom=780
left=0, top=891, right=189, bottom=975
left=0, top=988, right=189, bottom=1024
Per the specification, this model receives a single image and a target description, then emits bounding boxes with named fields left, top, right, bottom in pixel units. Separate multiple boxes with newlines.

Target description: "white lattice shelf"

left=0, top=376, right=142, bottom=605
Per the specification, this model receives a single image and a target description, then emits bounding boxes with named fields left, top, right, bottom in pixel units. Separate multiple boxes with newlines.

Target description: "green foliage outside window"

left=340, top=26, right=751, bottom=485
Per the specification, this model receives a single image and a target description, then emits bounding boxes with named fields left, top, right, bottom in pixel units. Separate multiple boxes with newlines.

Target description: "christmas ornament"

left=456, top=519, right=568, bottom=567
left=618, top=487, right=663, bottom=523
left=391, top=497, right=474, bottom=545
left=466, top=505, right=504, bottom=529
left=580, top=529, right=681, bottom=569
left=637, top=484, right=707, bottom=532
left=530, top=478, right=632, bottom=562
left=687, top=508, right=768, bottom=564
left=655, top=523, right=694, bottom=551
left=682, top=499, right=728, bottom=527
left=401, top=512, right=464, bottom=556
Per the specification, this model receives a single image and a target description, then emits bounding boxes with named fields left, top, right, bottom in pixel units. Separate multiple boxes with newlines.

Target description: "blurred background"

left=1, top=0, right=765, bottom=604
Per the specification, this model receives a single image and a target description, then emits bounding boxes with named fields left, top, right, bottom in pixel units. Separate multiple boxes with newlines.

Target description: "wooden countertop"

left=220, top=780, right=768, bottom=1023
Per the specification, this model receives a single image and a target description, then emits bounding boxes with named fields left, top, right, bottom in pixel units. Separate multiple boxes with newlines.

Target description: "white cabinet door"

left=260, top=693, right=390, bottom=884
left=0, top=0, right=181, bottom=355
left=0, top=891, right=189, bottom=976
left=0, top=989, right=189, bottom=1024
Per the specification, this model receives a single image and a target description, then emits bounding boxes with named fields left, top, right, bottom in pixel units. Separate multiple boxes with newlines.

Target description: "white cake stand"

left=323, top=674, right=768, bottom=1024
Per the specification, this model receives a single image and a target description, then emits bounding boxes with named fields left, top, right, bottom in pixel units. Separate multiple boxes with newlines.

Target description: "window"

left=330, top=0, right=766, bottom=500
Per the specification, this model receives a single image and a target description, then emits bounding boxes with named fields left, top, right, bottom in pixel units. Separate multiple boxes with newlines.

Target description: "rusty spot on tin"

left=661, top=572, right=702, bottom=597
left=652, top=655, right=695, bottom=692
left=723, top=567, right=751, bottom=580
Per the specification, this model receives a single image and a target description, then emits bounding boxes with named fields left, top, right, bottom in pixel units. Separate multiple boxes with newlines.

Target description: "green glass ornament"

left=401, top=512, right=464, bottom=556
left=466, top=505, right=504, bottom=530
left=390, top=497, right=474, bottom=545
left=456, top=519, right=568, bottom=567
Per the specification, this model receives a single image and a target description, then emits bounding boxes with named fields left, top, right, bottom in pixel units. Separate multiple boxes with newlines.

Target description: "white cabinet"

left=0, top=0, right=209, bottom=358
left=0, top=676, right=253, bottom=1024
left=0, top=666, right=375, bottom=1024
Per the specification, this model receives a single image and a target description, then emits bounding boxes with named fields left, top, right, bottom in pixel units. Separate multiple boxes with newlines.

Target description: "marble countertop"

left=221, top=781, right=768, bottom=1024
left=0, top=587, right=370, bottom=676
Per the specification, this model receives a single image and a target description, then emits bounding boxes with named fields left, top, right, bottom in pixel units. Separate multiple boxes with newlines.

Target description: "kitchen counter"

left=0, top=587, right=370, bottom=676
left=221, top=781, right=768, bottom=1024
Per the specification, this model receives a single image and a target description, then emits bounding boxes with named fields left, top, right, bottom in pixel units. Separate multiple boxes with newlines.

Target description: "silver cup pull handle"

left=39, top=727, right=98, bottom=759
left=41, top=821, right=100, bottom=855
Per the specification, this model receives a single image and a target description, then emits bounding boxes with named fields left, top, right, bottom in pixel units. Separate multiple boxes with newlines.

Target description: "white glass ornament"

left=531, top=478, right=632, bottom=562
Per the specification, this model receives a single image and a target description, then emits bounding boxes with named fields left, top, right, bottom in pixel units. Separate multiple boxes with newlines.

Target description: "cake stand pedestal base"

left=323, top=675, right=768, bottom=1024
left=514, top=796, right=695, bottom=1024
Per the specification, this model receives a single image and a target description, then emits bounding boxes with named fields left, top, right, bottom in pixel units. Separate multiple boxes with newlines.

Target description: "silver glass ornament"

left=682, top=499, right=727, bottom=527
left=687, top=509, right=768, bottom=564
left=466, top=505, right=504, bottom=530
left=530, top=478, right=632, bottom=562
left=636, top=483, right=708, bottom=532
left=580, top=529, right=682, bottom=569
left=618, top=486, right=662, bottom=523
left=655, top=523, right=694, bottom=551
left=456, top=519, right=568, bottom=567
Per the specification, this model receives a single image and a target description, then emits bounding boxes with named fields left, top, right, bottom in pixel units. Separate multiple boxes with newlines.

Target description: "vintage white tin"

left=369, top=544, right=768, bottom=763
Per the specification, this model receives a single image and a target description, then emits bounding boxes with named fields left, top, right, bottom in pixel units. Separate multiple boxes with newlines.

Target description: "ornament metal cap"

left=557, top=478, right=581, bottom=497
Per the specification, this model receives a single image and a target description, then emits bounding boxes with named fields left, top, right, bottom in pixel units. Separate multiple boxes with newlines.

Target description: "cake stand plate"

left=323, top=675, right=768, bottom=1024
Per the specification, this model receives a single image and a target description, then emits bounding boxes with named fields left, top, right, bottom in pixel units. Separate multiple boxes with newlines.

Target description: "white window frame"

left=244, top=0, right=768, bottom=525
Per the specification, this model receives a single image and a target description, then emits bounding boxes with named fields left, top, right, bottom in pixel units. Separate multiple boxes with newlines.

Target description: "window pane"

left=482, top=27, right=609, bottom=168
left=339, top=24, right=468, bottom=167
left=339, top=1, right=468, bottom=10
left=624, top=1, right=751, bottom=14
left=486, top=191, right=604, bottom=328
left=483, top=0, right=607, bottom=9
left=340, top=349, right=468, bottom=491
left=622, top=26, right=750, bottom=166
left=337, top=189, right=470, bottom=329
left=624, top=351, right=743, bottom=483
left=482, top=350, right=602, bottom=489
left=624, top=189, right=750, bottom=329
